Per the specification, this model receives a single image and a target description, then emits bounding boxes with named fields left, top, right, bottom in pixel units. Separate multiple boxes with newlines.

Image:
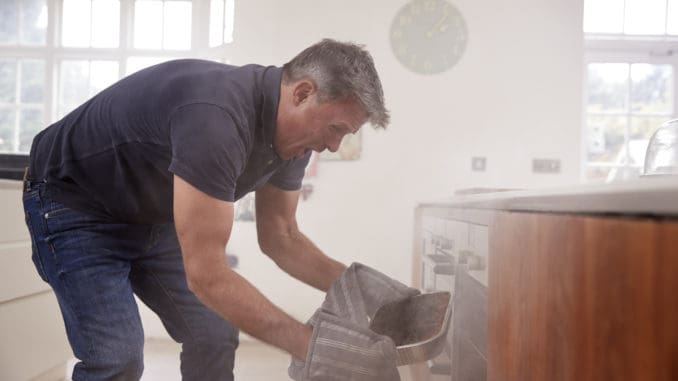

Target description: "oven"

left=415, top=209, right=489, bottom=381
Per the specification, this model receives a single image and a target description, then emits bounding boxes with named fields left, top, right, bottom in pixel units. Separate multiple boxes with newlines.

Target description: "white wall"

left=163, top=0, right=585, bottom=330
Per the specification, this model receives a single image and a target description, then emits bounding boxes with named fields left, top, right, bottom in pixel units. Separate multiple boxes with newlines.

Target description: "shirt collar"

left=259, top=66, right=282, bottom=156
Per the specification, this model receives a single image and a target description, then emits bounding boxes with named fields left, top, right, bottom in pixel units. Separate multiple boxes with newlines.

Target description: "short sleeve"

left=267, top=151, right=311, bottom=190
left=168, top=103, right=248, bottom=201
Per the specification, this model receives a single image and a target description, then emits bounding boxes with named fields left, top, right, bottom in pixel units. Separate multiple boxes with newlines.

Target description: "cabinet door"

left=488, top=212, right=678, bottom=381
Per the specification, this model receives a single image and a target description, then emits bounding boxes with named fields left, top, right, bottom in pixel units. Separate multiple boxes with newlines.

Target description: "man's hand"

left=290, top=311, right=401, bottom=381
left=173, top=175, right=312, bottom=359
left=255, top=183, right=346, bottom=291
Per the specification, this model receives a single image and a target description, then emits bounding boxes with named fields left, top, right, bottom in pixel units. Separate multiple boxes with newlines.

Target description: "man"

left=23, top=39, right=389, bottom=380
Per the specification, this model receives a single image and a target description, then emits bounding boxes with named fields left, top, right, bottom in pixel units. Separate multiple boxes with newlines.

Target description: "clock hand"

left=426, top=7, right=450, bottom=38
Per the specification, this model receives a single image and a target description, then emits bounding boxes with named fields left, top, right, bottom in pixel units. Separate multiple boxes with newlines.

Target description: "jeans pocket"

left=43, top=203, right=85, bottom=238
left=25, top=212, right=49, bottom=283
left=44, top=206, right=73, bottom=219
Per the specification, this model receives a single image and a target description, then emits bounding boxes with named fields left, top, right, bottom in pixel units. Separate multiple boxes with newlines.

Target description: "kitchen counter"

left=411, top=177, right=678, bottom=381
left=419, top=175, right=678, bottom=218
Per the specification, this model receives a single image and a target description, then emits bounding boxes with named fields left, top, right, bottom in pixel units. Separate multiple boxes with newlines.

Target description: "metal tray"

left=369, top=291, right=453, bottom=365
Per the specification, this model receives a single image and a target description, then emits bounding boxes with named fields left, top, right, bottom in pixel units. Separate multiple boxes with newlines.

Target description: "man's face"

left=275, top=83, right=368, bottom=160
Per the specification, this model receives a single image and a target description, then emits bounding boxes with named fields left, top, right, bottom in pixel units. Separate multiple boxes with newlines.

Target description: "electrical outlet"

left=532, top=158, right=561, bottom=173
left=471, top=156, right=486, bottom=172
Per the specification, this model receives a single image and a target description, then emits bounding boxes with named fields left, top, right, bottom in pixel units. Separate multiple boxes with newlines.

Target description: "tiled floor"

left=143, top=338, right=292, bottom=380
left=61, top=338, right=415, bottom=380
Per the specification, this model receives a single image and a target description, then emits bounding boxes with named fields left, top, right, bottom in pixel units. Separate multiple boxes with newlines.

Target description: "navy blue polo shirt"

left=28, top=60, right=311, bottom=223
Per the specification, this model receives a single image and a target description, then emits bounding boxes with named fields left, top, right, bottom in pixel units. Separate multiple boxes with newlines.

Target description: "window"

left=134, top=0, right=192, bottom=50
left=584, top=0, right=678, bottom=35
left=0, top=0, right=48, bottom=46
left=583, top=0, right=678, bottom=182
left=0, top=0, right=232, bottom=169
left=62, top=0, right=120, bottom=48
left=0, top=59, right=45, bottom=153
left=209, top=0, right=235, bottom=47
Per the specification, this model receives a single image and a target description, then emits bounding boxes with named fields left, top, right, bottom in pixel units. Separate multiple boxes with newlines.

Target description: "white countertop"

left=0, top=179, right=22, bottom=190
left=419, top=176, right=678, bottom=218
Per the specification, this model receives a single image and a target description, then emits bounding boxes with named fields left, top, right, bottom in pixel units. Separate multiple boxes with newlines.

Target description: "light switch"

left=471, top=157, right=486, bottom=172
left=532, top=158, right=561, bottom=173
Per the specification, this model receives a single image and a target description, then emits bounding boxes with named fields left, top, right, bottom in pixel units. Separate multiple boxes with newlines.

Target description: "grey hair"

left=282, top=39, right=390, bottom=128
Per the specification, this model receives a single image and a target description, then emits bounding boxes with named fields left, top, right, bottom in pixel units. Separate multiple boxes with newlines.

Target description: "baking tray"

left=369, top=291, right=453, bottom=365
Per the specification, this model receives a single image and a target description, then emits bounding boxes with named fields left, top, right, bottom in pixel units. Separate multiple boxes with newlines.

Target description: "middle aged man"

left=23, top=39, right=392, bottom=380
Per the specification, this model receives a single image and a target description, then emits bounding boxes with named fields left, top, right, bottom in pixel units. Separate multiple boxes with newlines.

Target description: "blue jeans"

left=23, top=180, right=239, bottom=381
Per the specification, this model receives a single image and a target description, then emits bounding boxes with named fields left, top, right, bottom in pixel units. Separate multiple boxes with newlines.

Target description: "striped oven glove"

left=288, top=263, right=420, bottom=381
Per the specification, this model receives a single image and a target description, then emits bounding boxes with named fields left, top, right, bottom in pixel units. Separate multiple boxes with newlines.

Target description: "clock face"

left=390, top=0, right=468, bottom=75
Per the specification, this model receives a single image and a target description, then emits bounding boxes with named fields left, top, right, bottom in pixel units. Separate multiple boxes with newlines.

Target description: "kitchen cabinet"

left=490, top=211, right=678, bottom=381
left=0, top=180, right=71, bottom=381
left=410, top=177, right=678, bottom=381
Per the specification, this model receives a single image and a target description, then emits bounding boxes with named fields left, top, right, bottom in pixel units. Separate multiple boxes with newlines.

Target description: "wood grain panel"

left=488, top=212, right=678, bottom=381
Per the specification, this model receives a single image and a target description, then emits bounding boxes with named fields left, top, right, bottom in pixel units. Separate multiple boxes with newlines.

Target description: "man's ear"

left=292, top=80, right=316, bottom=106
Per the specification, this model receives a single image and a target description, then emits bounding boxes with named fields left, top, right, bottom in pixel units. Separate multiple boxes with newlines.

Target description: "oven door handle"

left=424, top=254, right=455, bottom=275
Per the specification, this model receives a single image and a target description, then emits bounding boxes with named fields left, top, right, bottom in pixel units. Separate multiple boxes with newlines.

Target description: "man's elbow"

left=259, top=234, right=296, bottom=269
left=184, top=261, right=222, bottom=301
left=185, top=269, right=210, bottom=301
left=257, top=224, right=299, bottom=263
left=258, top=235, right=279, bottom=260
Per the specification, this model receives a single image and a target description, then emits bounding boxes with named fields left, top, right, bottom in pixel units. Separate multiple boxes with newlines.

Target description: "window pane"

left=625, top=117, right=667, bottom=167
left=89, top=61, right=119, bottom=95
left=134, top=0, right=163, bottom=49
left=164, top=1, right=192, bottom=50
left=19, top=108, right=43, bottom=152
left=0, top=60, right=17, bottom=103
left=63, top=0, right=92, bottom=47
left=21, top=0, right=47, bottom=45
left=126, top=56, right=169, bottom=75
left=0, top=1, right=18, bottom=44
left=60, top=60, right=90, bottom=117
left=583, top=0, right=624, bottom=33
left=224, top=0, right=234, bottom=44
left=624, top=0, right=667, bottom=35
left=209, top=0, right=224, bottom=47
left=587, top=63, right=629, bottom=113
left=20, top=60, right=45, bottom=103
left=92, top=0, right=120, bottom=48
left=586, top=115, right=627, bottom=162
left=0, top=109, right=16, bottom=152
left=631, top=116, right=671, bottom=140
left=630, top=64, right=673, bottom=114
left=669, top=0, right=678, bottom=35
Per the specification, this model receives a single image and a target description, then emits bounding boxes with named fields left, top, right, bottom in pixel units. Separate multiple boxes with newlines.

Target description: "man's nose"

left=327, top=135, right=342, bottom=152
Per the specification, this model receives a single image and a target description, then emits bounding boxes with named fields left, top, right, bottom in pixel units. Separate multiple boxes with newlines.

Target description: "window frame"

left=0, top=0, right=232, bottom=180
left=582, top=27, right=678, bottom=182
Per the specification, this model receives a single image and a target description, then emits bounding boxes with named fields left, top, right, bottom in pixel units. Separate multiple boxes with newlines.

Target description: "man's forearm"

left=187, top=256, right=312, bottom=359
left=263, top=229, right=346, bottom=292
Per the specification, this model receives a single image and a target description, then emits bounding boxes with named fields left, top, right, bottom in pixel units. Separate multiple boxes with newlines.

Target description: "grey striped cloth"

left=289, top=263, right=420, bottom=380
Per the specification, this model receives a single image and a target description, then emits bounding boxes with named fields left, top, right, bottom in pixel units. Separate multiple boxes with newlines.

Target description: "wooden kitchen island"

left=410, top=177, right=678, bottom=381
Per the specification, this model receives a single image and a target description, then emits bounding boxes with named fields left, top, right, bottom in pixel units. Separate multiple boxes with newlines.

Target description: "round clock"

left=390, top=0, right=468, bottom=75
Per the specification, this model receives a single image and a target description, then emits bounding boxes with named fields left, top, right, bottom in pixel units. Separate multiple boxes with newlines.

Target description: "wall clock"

left=390, top=0, right=468, bottom=75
